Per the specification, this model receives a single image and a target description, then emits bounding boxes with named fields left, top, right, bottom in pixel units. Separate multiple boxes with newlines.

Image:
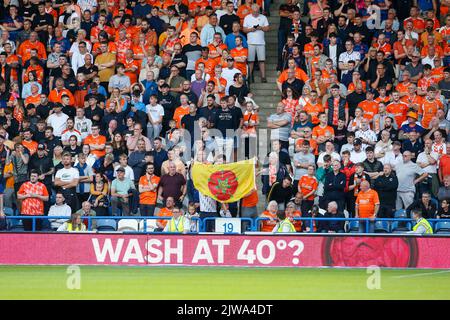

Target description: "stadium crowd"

left=0, top=0, right=448, bottom=234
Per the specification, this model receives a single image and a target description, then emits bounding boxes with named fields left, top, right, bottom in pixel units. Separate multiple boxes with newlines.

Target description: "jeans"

left=147, top=123, right=162, bottom=140
left=200, top=211, right=218, bottom=232
left=140, top=204, right=155, bottom=216
left=277, top=29, right=288, bottom=71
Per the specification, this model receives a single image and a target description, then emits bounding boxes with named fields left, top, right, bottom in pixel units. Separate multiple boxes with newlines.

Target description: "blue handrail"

left=3, top=215, right=450, bottom=234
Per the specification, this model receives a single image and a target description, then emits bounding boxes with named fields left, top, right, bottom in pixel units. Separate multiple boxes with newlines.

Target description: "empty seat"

left=96, top=219, right=117, bottom=231
left=394, top=209, right=407, bottom=219
left=391, top=221, right=412, bottom=233
left=435, top=221, right=450, bottom=234
left=8, top=218, right=23, bottom=231
left=3, top=207, right=14, bottom=216
left=375, top=221, right=390, bottom=233
left=138, top=219, right=158, bottom=232
left=118, top=219, right=139, bottom=232
left=348, top=221, right=359, bottom=233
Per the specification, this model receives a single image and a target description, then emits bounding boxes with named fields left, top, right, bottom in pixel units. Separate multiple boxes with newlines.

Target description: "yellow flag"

left=191, top=158, right=256, bottom=203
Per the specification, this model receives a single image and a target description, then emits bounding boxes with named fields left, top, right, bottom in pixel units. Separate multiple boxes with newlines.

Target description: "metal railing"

left=2, top=215, right=450, bottom=234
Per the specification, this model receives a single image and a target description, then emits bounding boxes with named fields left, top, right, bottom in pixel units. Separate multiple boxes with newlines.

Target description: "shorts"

left=248, top=44, right=266, bottom=62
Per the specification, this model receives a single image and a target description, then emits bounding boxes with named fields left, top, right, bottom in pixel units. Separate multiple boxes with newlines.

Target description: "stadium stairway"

left=252, top=1, right=281, bottom=131
left=252, top=1, right=282, bottom=214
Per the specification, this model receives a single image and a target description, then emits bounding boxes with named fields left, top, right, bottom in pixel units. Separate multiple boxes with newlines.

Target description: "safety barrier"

left=3, top=215, right=450, bottom=234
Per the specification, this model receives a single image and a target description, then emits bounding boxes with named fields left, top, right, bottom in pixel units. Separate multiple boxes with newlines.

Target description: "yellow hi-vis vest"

left=413, top=218, right=433, bottom=234
left=66, top=222, right=84, bottom=232
left=169, top=216, right=186, bottom=232
left=277, top=218, right=296, bottom=232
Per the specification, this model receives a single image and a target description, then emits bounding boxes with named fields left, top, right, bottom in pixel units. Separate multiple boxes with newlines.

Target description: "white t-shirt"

left=47, top=113, right=69, bottom=137
left=416, top=151, right=439, bottom=174
left=243, top=14, right=269, bottom=45
left=350, top=150, right=367, bottom=164
left=146, top=104, right=165, bottom=123
left=55, top=167, right=80, bottom=183
left=222, top=67, right=240, bottom=94
left=48, top=204, right=72, bottom=229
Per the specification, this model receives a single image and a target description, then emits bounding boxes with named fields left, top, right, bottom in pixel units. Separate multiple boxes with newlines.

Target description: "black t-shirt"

left=229, top=85, right=249, bottom=101
left=63, top=77, right=78, bottom=94
left=219, top=13, right=240, bottom=35
left=29, top=154, right=54, bottom=185
left=230, top=106, right=243, bottom=130
left=20, top=5, right=38, bottom=21
left=77, top=65, right=99, bottom=81
left=80, top=20, right=95, bottom=38
left=198, top=105, right=218, bottom=125
left=36, top=102, right=54, bottom=120
left=214, top=108, right=235, bottom=137
left=157, top=92, right=177, bottom=124
left=32, top=13, right=54, bottom=29
left=282, top=79, right=304, bottom=97
left=171, top=54, right=188, bottom=73
left=44, top=136, right=62, bottom=154
left=64, top=145, right=82, bottom=160
left=85, top=106, right=104, bottom=126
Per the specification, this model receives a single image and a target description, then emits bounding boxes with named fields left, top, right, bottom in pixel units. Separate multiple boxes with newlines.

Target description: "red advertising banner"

left=0, top=234, right=450, bottom=268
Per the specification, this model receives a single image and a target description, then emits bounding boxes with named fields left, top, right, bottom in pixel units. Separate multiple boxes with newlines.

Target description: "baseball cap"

left=331, top=84, right=340, bottom=90
left=407, top=111, right=418, bottom=120
left=354, top=138, right=362, bottom=145
left=226, top=56, right=234, bottom=61
left=116, top=167, right=125, bottom=172
left=38, top=143, right=46, bottom=150
left=367, top=88, right=376, bottom=95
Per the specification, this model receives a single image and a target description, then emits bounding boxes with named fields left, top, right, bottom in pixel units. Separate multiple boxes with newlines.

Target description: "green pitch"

left=0, top=266, right=449, bottom=299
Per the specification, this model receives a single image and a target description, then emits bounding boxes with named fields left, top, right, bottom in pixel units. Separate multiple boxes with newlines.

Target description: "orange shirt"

left=188, top=0, right=209, bottom=12
left=356, top=189, right=380, bottom=218
left=91, top=25, right=115, bottom=42
left=419, top=98, right=444, bottom=129
left=418, top=76, right=437, bottom=94
left=358, top=100, right=379, bottom=121
left=6, top=54, right=19, bottom=81
left=156, top=207, right=173, bottom=228
left=208, top=42, right=227, bottom=64
left=431, top=67, right=445, bottom=83
left=373, top=42, right=392, bottom=56
left=139, top=174, right=160, bottom=205
left=211, top=77, right=227, bottom=97
left=242, top=190, right=258, bottom=207
left=288, top=210, right=302, bottom=232
left=401, top=94, right=423, bottom=109
left=237, top=5, right=252, bottom=25
left=396, top=81, right=413, bottom=95
left=92, top=41, right=117, bottom=56
left=22, top=140, right=38, bottom=155
left=312, top=124, right=335, bottom=139
left=386, top=101, right=409, bottom=127
left=83, top=134, right=107, bottom=158
left=303, top=101, right=324, bottom=124
left=242, top=111, right=259, bottom=135
left=24, top=65, right=44, bottom=84
left=420, top=45, right=444, bottom=58
left=48, top=88, right=75, bottom=106
left=123, top=58, right=140, bottom=84
left=403, top=17, right=425, bottom=31
left=17, top=40, right=47, bottom=62
left=115, top=38, right=133, bottom=63
left=278, top=67, right=309, bottom=83
left=230, top=47, right=248, bottom=76
left=348, top=81, right=366, bottom=93
left=260, top=210, right=277, bottom=232
left=25, top=94, right=41, bottom=107
left=195, top=57, right=217, bottom=77
left=295, top=138, right=319, bottom=155
left=374, top=96, right=390, bottom=104
left=173, top=105, right=190, bottom=128
left=298, top=175, right=318, bottom=201
left=18, top=181, right=49, bottom=215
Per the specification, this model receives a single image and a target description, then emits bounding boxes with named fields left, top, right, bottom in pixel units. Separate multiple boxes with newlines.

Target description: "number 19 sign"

left=215, top=218, right=242, bottom=234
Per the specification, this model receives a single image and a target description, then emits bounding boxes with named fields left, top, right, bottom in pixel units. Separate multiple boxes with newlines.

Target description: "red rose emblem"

left=208, top=170, right=239, bottom=201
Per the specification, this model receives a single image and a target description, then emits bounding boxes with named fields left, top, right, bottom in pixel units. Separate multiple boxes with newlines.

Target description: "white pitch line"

left=392, top=270, right=450, bottom=279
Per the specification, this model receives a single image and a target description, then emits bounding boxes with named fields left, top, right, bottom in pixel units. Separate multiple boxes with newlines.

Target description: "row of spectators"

left=0, top=0, right=449, bottom=234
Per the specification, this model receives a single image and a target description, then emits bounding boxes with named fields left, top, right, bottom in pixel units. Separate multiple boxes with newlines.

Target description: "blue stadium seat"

left=394, top=209, right=407, bottom=219
left=96, top=219, right=117, bottom=231
left=348, top=221, right=359, bottom=233
left=3, top=208, right=14, bottom=216
left=375, top=221, right=390, bottom=233
left=391, top=221, right=412, bottom=233
left=8, top=218, right=23, bottom=231
left=434, top=221, right=450, bottom=234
